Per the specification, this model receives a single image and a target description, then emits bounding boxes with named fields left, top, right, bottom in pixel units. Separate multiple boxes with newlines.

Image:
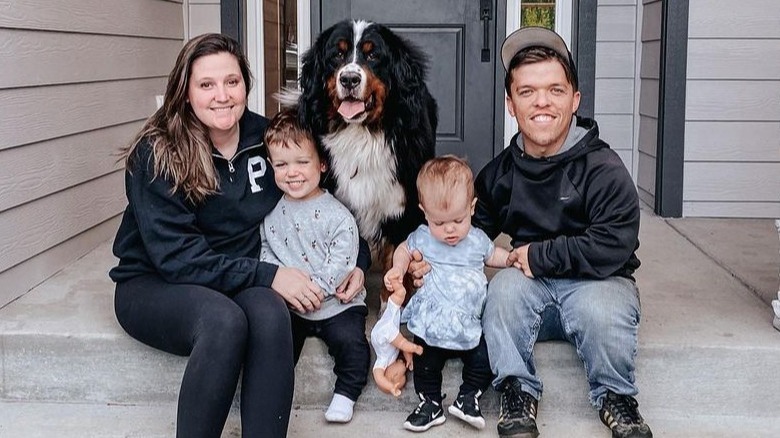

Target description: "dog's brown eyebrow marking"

left=337, top=39, right=348, bottom=52
left=361, top=41, right=374, bottom=53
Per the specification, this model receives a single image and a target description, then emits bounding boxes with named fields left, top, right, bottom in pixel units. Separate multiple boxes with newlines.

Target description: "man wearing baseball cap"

left=473, top=27, right=653, bottom=438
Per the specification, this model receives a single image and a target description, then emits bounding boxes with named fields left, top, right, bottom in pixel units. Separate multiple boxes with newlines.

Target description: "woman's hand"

left=271, top=266, right=324, bottom=313
left=407, top=249, right=430, bottom=288
left=335, top=267, right=365, bottom=303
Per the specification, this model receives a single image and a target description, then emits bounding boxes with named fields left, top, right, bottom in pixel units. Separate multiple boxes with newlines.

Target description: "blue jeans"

left=483, top=269, right=641, bottom=407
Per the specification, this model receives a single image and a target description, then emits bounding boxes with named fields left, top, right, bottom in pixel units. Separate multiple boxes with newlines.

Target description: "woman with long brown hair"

left=109, top=33, right=368, bottom=437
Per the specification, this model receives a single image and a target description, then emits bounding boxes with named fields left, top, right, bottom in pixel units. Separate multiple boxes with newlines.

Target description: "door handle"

left=480, top=0, right=493, bottom=62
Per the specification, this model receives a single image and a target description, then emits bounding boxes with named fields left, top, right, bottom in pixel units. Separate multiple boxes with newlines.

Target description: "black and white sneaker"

left=497, top=377, right=539, bottom=438
left=448, top=389, right=485, bottom=429
left=599, top=391, right=653, bottom=438
left=403, top=393, right=446, bottom=432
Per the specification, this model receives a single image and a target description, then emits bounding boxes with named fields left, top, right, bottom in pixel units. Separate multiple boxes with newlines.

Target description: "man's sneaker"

left=599, top=391, right=653, bottom=438
left=497, top=377, right=539, bottom=438
left=447, top=389, right=485, bottom=429
left=403, top=392, right=446, bottom=432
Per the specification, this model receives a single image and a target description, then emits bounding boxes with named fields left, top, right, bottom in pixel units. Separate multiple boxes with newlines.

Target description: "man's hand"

left=271, top=266, right=324, bottom=313
left=334, top=267, right=365, bottom=303
left=407, top=249, right=430, bottom=288
left=509, top=244, right=534, bottom=278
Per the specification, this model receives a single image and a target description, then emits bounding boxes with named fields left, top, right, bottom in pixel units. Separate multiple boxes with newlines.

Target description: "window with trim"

left=522, top=0, right=556, bottom=29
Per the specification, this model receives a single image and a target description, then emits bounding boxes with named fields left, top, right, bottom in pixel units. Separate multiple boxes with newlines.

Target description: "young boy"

left=384, top=155, right=516, bottom=432
left=260, top=109, right=370, bottom=423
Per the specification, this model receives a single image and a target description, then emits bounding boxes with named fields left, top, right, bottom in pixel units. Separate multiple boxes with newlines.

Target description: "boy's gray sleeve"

left=310, top=215, right=359, bottom=296
left=259, top=225, right=282, bottom=266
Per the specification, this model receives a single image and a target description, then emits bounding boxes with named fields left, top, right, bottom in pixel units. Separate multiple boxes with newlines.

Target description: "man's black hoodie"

left=473, top=116, right=640, bottom=280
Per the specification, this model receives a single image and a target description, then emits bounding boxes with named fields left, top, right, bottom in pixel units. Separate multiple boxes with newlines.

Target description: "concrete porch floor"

left=0, top=210, right=778, bottom=437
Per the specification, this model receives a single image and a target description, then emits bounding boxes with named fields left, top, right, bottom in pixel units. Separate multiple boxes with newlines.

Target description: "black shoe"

left=497, top=377, right=539, bottom=438
left=403, top=392, right=446, bottom=432
left=447, top=389, right=485, bottom=429
left=599, top=391, right=653, bottom=438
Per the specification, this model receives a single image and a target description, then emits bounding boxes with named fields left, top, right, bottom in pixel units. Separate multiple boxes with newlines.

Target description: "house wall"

left=683, top=0, right=780, bottom=218
left=0, top=0, right=184, bottom=307
left=594, top=0, right=639, bottom=181
left=188, top=0, right=222, bottom=38
left=635, top=0, right=661, bottom=208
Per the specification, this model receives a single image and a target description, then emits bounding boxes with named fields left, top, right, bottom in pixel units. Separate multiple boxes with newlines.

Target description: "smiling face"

left=187, top=52, right=247, bottom=145
left=506, top=59, right=581, bottom=158
left=268, top=138, right=326, bottom=202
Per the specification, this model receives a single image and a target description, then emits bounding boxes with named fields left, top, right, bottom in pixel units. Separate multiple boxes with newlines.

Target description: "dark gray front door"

left=314, top=0, right=506, bottom=172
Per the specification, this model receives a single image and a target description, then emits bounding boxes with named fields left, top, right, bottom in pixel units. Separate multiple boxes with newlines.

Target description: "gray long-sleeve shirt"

left=260, top=190, right=366, bottom=320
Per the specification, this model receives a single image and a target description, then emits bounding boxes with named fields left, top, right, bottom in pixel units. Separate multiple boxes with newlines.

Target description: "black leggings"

left=114, top=274, right=294, bottom=438
left=291, top=306, right=370, bottom=401
left=412, top=336, right=492, bottom=403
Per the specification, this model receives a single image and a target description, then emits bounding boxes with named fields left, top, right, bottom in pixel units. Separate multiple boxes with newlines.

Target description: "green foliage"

left=521, top=2, right=555, bottom=30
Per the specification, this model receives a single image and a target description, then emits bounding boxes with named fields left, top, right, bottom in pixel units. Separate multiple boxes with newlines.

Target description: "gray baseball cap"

left=500, top=27, right=578, bottom=89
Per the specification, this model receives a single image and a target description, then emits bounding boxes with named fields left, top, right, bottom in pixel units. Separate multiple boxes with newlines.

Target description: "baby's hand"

left=383, top=268, right=405, bottom=290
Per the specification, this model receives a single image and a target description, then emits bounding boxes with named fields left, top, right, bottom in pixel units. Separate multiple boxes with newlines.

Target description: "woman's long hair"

left=119, top=33, right=253, bottom=203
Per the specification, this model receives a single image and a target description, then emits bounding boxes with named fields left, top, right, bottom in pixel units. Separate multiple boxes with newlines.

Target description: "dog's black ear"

left=299, top=24, right=339, bottom=133
left=377, top=24, right=428, bottom=91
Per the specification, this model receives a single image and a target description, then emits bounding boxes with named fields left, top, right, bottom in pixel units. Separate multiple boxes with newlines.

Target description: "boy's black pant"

left=291, top=306, right=370, bottom=401
left=412, top=335, right=492, bottom=403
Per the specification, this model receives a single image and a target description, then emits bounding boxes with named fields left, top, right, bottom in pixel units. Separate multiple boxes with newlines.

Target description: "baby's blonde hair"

left=416, top=155, right=474, bottom=210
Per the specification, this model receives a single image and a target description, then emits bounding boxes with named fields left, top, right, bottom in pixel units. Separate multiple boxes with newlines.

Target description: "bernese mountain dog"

left=297, top=19, right=438, bottom=251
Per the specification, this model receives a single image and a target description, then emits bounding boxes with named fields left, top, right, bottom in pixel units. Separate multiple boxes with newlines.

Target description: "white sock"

left=325, top=393, right=355, bottom=423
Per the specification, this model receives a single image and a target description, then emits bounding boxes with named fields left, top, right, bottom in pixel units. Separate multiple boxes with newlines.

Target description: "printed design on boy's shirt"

left=301, top=253, right=309, bottom=263
left=311, top=240, right=317, bottom=250
left=284, top=237, right=289, bottom=247
left=314, top=209, right=321, bottom=219
left=295, top=222, right=300, bottom=232
left=281, top=205, right=287, bottom=215
left=269, top=225, right=276, bottom=235
left=328, top=276, right=336, bottom=286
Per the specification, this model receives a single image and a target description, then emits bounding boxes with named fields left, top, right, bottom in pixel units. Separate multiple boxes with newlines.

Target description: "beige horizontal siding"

left=683, top=162, right=780, bottom=202
left=686, top=81, right=780, bottom=122
left=0, top=123, right=140, bottom=212
left=189, top=2, right=221, bottom=37
left=683, top=201, right=780, bottom=218
left=689, top=0, right=780, bottom=39
left=595, top=78, right=635, bottom=114
left=0, top=78, right=165, bottom=149
left=597, top=4, right=636, bottom=42
left=0, top=29, right=181, bottom=88
left=0, top=171, right=125, bottom=273
left=0, top=0, right=183, bottom=306
left=636, top=0, right=662, bottom=209
left=687, top=39, right=780, bottom=80
left=0, top=0, right=183, bottom=38
left=685, top=122, right=780, bottom=162
left=0, top=216, right=121, bottom=309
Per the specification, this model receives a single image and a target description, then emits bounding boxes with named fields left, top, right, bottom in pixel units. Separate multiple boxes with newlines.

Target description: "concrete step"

left=2, top=400, right=778, bottom=438
left=1, top=212, right=780, bottom=435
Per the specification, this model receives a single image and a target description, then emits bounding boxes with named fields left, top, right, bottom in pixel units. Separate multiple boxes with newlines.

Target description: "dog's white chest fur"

left=322, top=125, right=405, bottom=240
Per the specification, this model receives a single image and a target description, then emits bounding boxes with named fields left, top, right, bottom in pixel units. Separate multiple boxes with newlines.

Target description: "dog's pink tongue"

left=338, top=100, right=366, bottom=119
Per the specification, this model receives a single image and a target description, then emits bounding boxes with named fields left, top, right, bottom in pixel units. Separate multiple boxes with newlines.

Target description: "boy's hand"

left=335, top=267, right=365, bottom=303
